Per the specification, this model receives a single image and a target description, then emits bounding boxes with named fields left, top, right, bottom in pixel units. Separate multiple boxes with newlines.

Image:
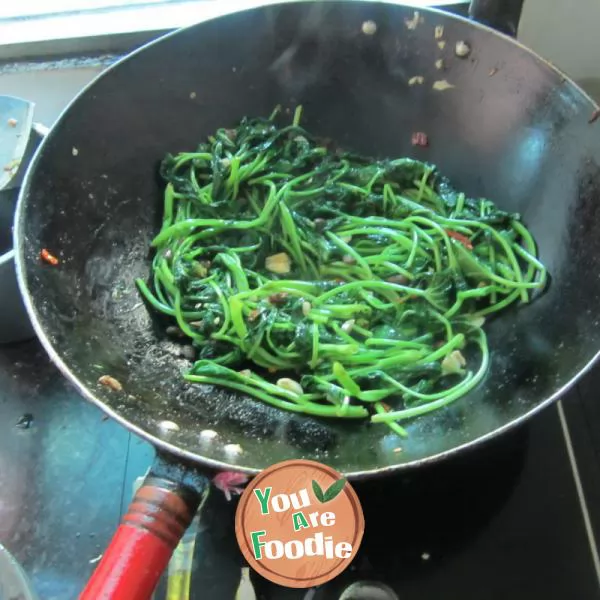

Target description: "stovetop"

left=2, top=338, right=600, bottom=600
left=251, top=400, right=600, bottom=600
left=170, top=380, right=600, bottom=600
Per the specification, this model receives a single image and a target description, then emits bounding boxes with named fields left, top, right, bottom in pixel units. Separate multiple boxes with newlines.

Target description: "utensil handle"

left=80, top=460, right=209, bottom=600
left=469, top=0, right=525, bottom=36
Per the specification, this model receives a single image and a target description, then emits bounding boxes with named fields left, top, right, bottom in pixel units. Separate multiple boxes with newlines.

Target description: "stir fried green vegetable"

left=136, top=106, right=547, bottom=437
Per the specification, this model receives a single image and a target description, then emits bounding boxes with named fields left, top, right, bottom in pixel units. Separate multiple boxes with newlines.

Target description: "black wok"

left=13, top=0, right=600, bottom=597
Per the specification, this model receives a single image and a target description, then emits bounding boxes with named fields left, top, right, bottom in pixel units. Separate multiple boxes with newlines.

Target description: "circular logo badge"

left=235, top=459, right=364, bottom=588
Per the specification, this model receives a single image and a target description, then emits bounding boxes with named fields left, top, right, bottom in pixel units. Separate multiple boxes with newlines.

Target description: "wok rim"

left=13, top=0, right=600, bottom=479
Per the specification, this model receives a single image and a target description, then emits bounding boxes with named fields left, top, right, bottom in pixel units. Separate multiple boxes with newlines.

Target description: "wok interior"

left=17, top=1, right=600, bottom=475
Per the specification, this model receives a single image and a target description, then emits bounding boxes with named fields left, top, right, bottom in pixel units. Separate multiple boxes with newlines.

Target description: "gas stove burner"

left=337, top=581, right=399, bottom=600
left=300, top=580, right=399, bottom=600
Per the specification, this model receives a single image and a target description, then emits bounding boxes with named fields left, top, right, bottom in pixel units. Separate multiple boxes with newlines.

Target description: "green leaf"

left=332, top=362, right=361, bottom=397
left=452, top=242, right=490, bottom=281
left=322, top=477, right=347, bottom=502
left=312, top=480, right=325, bottom=503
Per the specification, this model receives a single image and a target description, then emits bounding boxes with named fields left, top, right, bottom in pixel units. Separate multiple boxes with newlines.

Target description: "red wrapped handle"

left=80, top=471, right=206, bottom=600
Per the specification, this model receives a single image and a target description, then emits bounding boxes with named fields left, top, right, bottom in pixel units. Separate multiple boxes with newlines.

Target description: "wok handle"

left=80, top=459, right=210, bottom=600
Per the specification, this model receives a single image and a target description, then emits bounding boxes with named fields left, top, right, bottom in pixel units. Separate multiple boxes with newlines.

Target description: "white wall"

left=518, top=0, right=600, bottom=99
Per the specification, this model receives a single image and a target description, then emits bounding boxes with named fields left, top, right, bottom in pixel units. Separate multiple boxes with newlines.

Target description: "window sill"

left=0, top=0, right=469, bottom=62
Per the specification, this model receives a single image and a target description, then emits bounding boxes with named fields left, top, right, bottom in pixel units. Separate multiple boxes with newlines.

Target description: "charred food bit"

left=269, top=292, right=289, bottom=304
left=411, top=132, right=429, bottom=147
left=98, top=375, right=123, bottom=392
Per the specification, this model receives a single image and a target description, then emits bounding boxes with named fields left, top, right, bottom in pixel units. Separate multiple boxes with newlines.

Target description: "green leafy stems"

left=135, top=105, right=548, bottom=436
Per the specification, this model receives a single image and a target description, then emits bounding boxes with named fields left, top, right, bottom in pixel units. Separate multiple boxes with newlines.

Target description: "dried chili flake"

left=248, top=309, right=261, bottom=322
left=387, top=274, right=408, bottom=285
left=268, top=292, right=289, bottom=305
left=589, top=109, right=600, bottom=124
left=213, top=471, right=249, bottom=501
left=446, top=230, right=473, bottom=250
left=40, top=248, right=59, bottom=265
left=411, top=132, right=429, bottom=147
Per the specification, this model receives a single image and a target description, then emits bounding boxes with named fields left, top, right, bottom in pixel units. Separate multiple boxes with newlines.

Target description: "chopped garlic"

left=408, top=75, right=425, bottom=86
left=437, top=40, right=446, bottom=50
left=442, top=350, right=467, bottom=374
left=265, top=252, right=291, bottom=274
left=341, top=319, right=355, bottom=333
left=455, top=40, right=471, bottom=58
left=224, top=443, right=243, bottom=455
left=468, top=315, right=486, bottom=328
left=405, top=11, right=422, bottom=30
left=277, top=378, right=304, bottom=396
left=302, top=301, right=312, bottom=316
left=433, top=79, right=455, bottom=91
left=434, top=25, right=444, bottom=39
left=158, top=420, right=180, bottom=433
left=361, top=20, right=377, bottom=35
left=435, top=59, right=444, bottom=70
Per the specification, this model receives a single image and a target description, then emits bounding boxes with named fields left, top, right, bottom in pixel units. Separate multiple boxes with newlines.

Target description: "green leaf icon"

left=323, top=477, right=347, bottom=502
left=312, top=477, right=347, bottom=503
left=312, top=480, right=325, bottom=503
